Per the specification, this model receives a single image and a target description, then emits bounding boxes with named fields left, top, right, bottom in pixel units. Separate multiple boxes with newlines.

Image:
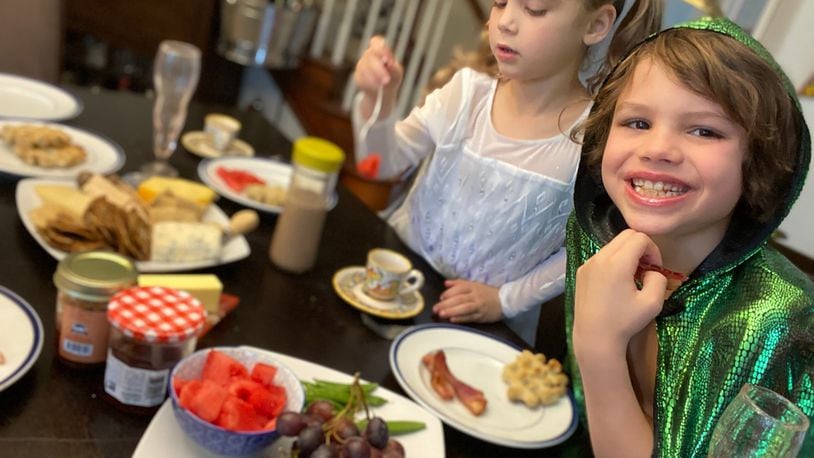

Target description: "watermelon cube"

left=216, top=397, right=266, bottom=431
left=202, top=349, right=249, bottom=387
left=250, top=363, right=278, bottom=387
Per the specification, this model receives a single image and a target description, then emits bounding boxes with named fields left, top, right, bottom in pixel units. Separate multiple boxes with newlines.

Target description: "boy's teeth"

left=631, top=178, right=687, bottom=198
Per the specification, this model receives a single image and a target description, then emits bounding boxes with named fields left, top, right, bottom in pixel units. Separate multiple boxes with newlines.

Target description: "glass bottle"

left=270, top=136, right=344, bottom=273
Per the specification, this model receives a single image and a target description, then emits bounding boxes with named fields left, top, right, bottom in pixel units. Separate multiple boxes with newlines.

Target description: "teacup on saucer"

left=181, top=131, right=255, bottom=158
left=332, top=266, right=423, bottom=319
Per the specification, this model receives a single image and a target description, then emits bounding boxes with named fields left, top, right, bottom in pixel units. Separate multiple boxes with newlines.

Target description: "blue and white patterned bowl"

left=169, top=346, right=304, bottom=456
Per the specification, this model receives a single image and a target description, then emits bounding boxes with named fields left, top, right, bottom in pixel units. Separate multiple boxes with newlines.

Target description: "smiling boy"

left=565, top=17, right=814, bottom=456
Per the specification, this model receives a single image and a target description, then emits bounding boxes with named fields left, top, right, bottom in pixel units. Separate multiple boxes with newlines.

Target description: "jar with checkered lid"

left=103, top=285, right=205, bottom=412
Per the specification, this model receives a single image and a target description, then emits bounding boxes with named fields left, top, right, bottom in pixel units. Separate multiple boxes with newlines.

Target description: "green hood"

left=565, top=16, right=814, bottom=457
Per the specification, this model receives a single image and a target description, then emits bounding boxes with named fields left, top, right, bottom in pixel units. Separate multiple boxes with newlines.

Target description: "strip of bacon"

left=422, top=352, right=455, bottom=400
left=635, top=262, right=689, bottom=298
left=422, top=350, right=487, bottom=416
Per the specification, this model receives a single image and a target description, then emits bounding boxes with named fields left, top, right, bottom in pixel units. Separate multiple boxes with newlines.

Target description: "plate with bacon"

left=390, top=324, right=577, bottom=448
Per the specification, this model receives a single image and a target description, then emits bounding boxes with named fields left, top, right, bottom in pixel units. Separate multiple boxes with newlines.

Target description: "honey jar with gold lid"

left=53, top=250, right=137, bottom=365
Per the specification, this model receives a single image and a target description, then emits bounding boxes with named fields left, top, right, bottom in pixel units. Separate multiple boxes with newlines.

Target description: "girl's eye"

left=689, top=127, right=723, bottom=138
left=526, top=8, right=547, bottom=16
left=492, top=1, right=507, bottom=8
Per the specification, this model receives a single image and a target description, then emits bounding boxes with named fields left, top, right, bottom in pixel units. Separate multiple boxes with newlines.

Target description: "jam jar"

left=53, top=251, right=137, bottom=365
left=104, top=286, right=205, bottom=412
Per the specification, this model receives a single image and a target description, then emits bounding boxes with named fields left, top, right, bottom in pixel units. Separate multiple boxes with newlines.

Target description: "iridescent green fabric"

left=563, top=17, right=814, bottom=457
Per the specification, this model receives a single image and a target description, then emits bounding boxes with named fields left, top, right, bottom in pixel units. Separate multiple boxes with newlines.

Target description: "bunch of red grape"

left=277, top=399, right=406, bottom=458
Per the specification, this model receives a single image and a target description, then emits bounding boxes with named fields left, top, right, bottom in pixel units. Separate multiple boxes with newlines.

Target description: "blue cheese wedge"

left=150, top=222, right=222, bottom=263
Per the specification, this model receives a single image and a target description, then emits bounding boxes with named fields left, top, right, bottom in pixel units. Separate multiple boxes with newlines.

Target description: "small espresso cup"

left=362, top=248, right=424, bottom=301
left=204, top=113, right=241, bottom=152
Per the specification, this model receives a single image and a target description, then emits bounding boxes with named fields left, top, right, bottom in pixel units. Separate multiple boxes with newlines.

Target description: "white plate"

left=0, top=286, right=44, bottom=392
left=0, top=73, right=82, bottom=121
left=0, top=120, right=124, bottom=178
left=133, top=347, right=445, bottom=458
left=197, top=157, right=338, bottom=214
left=390, top=324, right=577, bottom=449
left=15, top=178, right=251, bottom=272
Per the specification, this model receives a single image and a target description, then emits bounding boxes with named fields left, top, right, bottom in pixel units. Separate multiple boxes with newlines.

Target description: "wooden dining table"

left=0, top=85, right=591, bottom=457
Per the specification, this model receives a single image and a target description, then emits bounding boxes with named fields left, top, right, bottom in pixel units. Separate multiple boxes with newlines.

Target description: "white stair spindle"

left=384, top=0, right=408, bottom=47
left=752, top=0, right=782, bottom=40
left=393, top=0, right=420, bottom=64
left=342, top=0, right=385, bottom=110
left=397, top=0, right=439, bottom=118
left=332, top=0, right=360, bottom=66
left=412, top=0, right=453, bottom=109
left=310, top=0, right=336, bottom=59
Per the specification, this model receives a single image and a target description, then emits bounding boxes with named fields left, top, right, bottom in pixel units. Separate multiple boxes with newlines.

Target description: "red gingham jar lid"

left=107, top=286, right=205, bottom=343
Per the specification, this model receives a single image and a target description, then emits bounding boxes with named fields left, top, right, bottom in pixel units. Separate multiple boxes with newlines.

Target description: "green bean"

left=302, top=380, right=388, bottom=407
left=356, top=419, right=426, bottom=436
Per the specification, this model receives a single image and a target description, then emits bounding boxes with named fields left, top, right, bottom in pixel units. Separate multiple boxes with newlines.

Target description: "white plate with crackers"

left=15, top=178, right=251, bottom=272
left=0, top=73, right=82, bottom=121
left=0, top=286, right=44, bottom=393
left=389, top=324, right=577, bottom=449
left=198, top=157, right=338, bottom=214
left=0, top=120, right=124, bottom=179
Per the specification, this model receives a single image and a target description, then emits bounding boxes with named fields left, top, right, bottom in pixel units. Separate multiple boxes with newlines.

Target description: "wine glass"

left=708, top=384, right=810, bottom=457
left=142, top=40, right=201, bottom=177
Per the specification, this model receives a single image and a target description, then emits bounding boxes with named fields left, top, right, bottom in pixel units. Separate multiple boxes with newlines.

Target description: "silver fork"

left=357, top=85, right=383, bottom=154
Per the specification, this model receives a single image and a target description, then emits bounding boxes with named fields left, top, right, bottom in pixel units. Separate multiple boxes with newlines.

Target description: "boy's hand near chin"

left=432, top=279, right=502, bottom=323
left=573, top=229, right=668, bottom=358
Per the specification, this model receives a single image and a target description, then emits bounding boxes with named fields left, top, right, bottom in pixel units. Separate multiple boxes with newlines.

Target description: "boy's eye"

left=624, top=119, right=650, bottom=130
left=689, top=127, right=723, bottom=138
left=492, top=0, right=507, bottom=8
left=526, top=7, right=547, bottom=16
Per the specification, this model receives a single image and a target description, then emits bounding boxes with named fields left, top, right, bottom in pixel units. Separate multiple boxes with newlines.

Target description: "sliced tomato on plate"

left=216, top=166, right=265, bottom=192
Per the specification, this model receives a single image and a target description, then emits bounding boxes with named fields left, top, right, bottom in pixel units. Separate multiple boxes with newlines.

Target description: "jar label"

left=104, top=350, right=169, bottom=407
left=58, top=302, right=109, bottom=364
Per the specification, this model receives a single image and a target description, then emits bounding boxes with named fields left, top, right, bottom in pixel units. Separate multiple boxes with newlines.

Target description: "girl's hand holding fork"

left=354, top=36, right=403, bottom=120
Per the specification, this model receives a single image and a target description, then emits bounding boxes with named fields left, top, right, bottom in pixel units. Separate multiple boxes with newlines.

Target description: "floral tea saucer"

left=332, top=266, right=424, bottom=319
left=181, top=131, right=255, bottom=158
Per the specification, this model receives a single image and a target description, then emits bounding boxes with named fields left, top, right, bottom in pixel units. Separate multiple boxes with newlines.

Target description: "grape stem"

left=323, top=372, right=372, bottom=445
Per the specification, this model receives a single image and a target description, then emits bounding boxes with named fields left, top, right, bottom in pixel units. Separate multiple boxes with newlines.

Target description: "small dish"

left=181, top=131, right=254, bottom=158
left=332, top=266, right=424, bottom=319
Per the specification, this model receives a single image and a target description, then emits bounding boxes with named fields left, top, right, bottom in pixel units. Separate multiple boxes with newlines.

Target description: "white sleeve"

left=498, top=246, right=566, bottom=318
left=351, top=69, right=470, bottom=180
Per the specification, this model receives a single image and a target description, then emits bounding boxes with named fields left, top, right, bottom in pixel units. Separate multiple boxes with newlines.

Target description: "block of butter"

left=137, top=176, right=216, bottom=206
left=137, top=274, right=223, bottom=314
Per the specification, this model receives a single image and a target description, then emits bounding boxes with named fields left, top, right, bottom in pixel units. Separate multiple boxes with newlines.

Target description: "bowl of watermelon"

left=169, top=346, right=305, bottom=456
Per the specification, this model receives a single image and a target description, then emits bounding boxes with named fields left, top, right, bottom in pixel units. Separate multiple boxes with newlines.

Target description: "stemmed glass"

left=142, top=40, right=201, bottom=177
left=708, top=384, right=809, bottom=457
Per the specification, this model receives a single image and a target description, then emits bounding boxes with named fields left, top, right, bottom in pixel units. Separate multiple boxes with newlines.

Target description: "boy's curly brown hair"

left=577, top=28, right=801, bottom=222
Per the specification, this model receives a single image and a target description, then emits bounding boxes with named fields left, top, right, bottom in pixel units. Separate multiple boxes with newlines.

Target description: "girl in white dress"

left=353, top=0, right=661, bottom=344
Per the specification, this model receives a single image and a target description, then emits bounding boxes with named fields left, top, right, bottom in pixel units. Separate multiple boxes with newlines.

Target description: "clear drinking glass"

left=142, top=40, right=201, bottom=177
left=708, top=384, right=810, bottom=457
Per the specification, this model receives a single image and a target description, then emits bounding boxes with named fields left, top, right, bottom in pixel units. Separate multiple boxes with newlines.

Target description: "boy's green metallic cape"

left=564, top=17, right=813, bottom=456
